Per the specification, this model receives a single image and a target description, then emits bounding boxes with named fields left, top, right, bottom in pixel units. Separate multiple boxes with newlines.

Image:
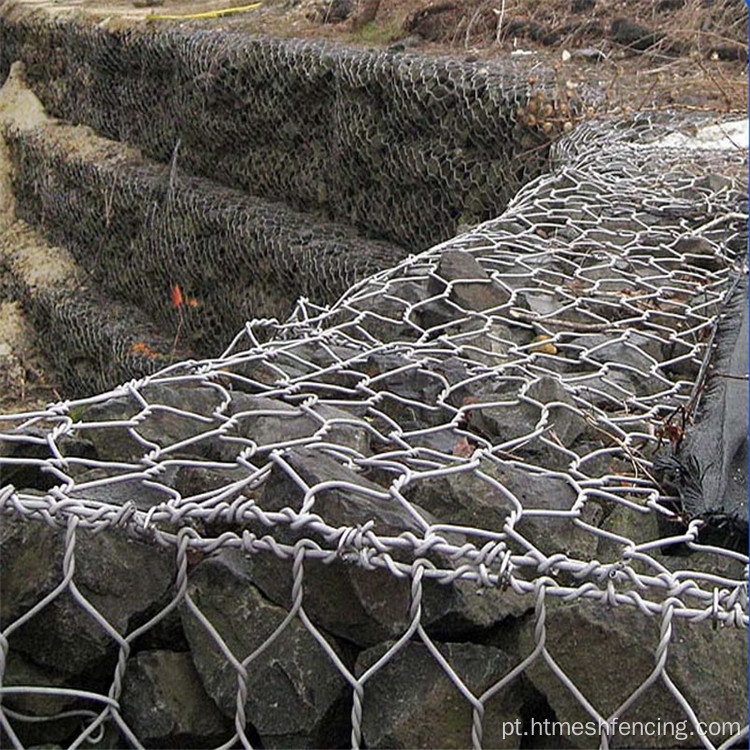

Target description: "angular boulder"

left=404, top=455, right=600, bottom=562
left=1, top=514, right=175, bottom=676
left=517, top=598, right=748, bottom=748
left=120, top=650, right=230, bottom=746
left=180, top=548, right=349, bottom=748
left=254, top=447, right=532, bottom=645
left=356, top=640, right=527, bottom=749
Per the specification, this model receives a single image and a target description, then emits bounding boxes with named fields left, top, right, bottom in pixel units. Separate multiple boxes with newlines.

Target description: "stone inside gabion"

left=0, top=14, right=579, bottom=252
left=0, top=10, right=747, bottom=750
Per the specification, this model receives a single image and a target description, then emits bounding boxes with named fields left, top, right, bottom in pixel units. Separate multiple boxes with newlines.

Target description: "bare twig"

left=464, top=2, right=486, bottom=49
left=167, top=137, right=181, bottom=205
left=351, top=0, right=382, bottom=31
left=604, top=64, right=623, bottom=109
left=583, top=415, right=659, bottom=485
left=170, top=306, right=184, bottom=364
left=694, top=56, right=734, bottom=110
left=495, top=0, right=506, bottom=45
left=103, top=172, right=118, bottom=229
left=508, top=309, right=629, bottom=332
left=633, top=72, right=662, bottom=111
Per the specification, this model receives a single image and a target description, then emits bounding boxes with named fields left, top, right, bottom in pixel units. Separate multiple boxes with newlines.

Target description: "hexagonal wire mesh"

left=0, top=112, right=748, bottom=748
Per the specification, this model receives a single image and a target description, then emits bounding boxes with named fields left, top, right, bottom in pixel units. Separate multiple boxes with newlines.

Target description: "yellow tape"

left=146, top=2, right=262, bottom=21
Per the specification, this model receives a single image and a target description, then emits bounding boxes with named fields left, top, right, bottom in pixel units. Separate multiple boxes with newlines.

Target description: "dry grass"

left=66, top=0, right=746, bottom=113
left=339, top=0, right=749, bottom=112
left=222, top=0, right=747, bottom=112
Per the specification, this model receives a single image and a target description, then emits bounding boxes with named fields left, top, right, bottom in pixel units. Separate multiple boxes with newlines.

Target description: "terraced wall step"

left=0, top=60, right=408, bottom=392
left=4, top=107, right=407, bottom=350
left=1, top=220, right=174, bottom=393
left=0, top=7, right=571, bottom=250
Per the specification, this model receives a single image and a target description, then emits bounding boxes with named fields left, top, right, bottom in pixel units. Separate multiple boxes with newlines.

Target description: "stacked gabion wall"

left=0, top=13, right=573, bottom=250
left=3, top=120, right=406, bottom=360
left=0, top=110, right=747, bottom=749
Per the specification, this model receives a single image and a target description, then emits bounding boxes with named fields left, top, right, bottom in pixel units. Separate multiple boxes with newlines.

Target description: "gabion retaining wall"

left=0, top=106, right=747, bottom=749
left=3, top=117, right=406, bottom=361
left=0, top=11, right=574, bottom=250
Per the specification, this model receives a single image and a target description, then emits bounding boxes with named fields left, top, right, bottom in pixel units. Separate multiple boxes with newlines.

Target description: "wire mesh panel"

left=0, top=15, right=571, bottom=251
left=0, top=112, right=748, bottom=749
left=2, top=117, right=408, bottom=371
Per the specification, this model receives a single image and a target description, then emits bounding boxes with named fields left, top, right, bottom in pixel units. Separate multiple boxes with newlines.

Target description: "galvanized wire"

left=0, top=111, right=747, bottom=749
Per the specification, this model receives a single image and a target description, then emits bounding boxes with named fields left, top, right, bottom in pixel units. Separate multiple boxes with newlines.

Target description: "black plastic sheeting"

left=656, top=275, right=749, bottom=552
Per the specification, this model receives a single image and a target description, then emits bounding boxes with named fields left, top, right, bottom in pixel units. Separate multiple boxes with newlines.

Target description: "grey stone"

left=120, top=650, right=230, bottom=745
left=572, top=48, right=607, bottom=62
left=173, top=464, right=253, bottom=513
left=431, top=250, right=511, bottom=314
left=569, top=332, right=668, bottom=400
left=1, top=514, right=175, bottom=675
left=405, top=456, right=601, bottom=563
left=523, top=376, right=589, bottom=447
left=261, top=446, right=424, bottom=531
left=458, top=392, right=536, bottom=447
left=255, top=447, right=428, bottom=646
left=181, top=548, right=348, bottom=748
left=67, top=458, right=251, bottom=516
left=78, top=385, right=376, bottom=472
left=517, top=598, right=748, bottom=748
left=521, top=291, right=562, bottom=318
left=415, top=295, right=470, bottom=334
left=356, top=641, right=527, bottom=749
left=457, top=321, right=530, bottom=368
left=596, top=502, right=666, bottom=570
left=236, top=339, right=369, bottom=391
left=0, top=428, right=96, bottom=491
left=359, top=352, right=451, bottom=428
left=596, top=502, right=748, bottom=581
left=72, top=468, right=178, bottom=511
left=0, top=513, right=61, bottom=628
left=432, top=356, right=480, bottom=389
left=349, top=280, right=426, bottom=342
left=221, top=394, right=372, bottom=460
left=82, top=383, right=227, bottom=462
left=518, top=288, right=624, bottom=330
left=570, top=371, right=650, bottom=409
left=243, top=543, right=535, bottom=649
left=444, top=364, right=518, bottom=409
left=254, top=448, right=533, bottom=645
left=673, top=235, right=725, bottom=272
left=241, top=550, right=412, bottom=648
left=659, top=336, right=701, bottom=380
left=460, top=376, right=591, bottom=468
left=402, top=424, right=470, bottom=454
left=610, top=17, right=664, bottom=50
left=694, top=174, right=734, bottom=194
left=2, top=651, right=79, bottom=747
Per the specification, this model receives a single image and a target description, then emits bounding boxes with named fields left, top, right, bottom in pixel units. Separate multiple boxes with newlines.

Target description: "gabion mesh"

left=1, top=108, right=747, bottom=748
left=2, top=120, right=407, bottom=367
left=0, top=14, right=575, bottom=251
